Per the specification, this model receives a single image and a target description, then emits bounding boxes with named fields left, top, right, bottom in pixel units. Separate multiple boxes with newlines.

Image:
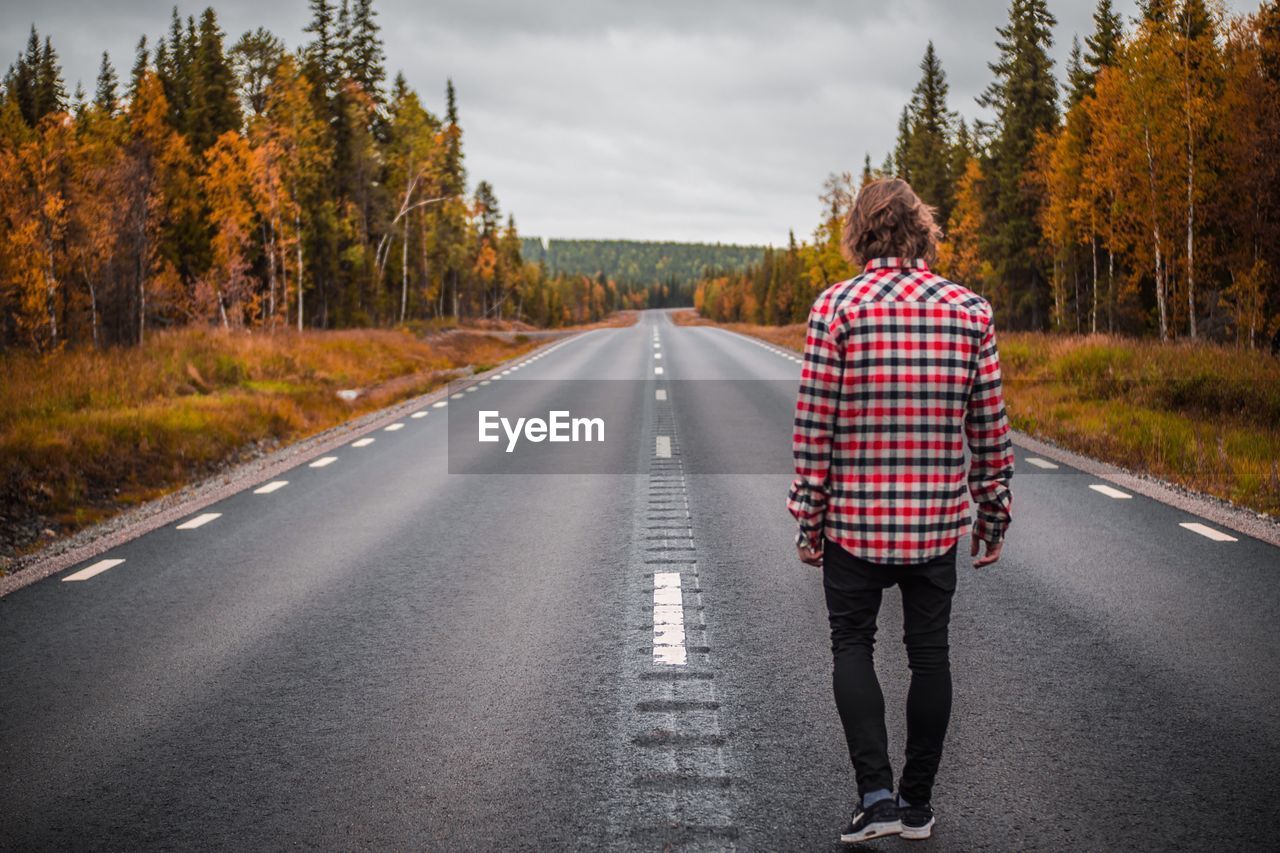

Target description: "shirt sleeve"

left=787, top=297, right=844, bottom=549
left=965, top=310, right=1015, bottom=544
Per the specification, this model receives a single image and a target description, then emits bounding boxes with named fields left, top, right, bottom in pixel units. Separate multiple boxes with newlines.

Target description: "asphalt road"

left=2, top=309, right=1278, bottom=851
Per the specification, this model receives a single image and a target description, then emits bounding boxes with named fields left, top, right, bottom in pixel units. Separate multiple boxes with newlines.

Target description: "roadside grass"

left=0, top=325, right=545, bottom=568
left=672, top=310, right=1280, bottom=516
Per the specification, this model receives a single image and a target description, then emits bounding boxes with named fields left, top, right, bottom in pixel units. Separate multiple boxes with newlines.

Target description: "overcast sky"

left=1, top=0, right=1261, bottom=245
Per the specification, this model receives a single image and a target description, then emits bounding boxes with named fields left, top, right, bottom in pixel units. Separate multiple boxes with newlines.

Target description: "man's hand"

left=796, top=540, right=824, bottom=567
left=970, top=531, right=1003, bottom=568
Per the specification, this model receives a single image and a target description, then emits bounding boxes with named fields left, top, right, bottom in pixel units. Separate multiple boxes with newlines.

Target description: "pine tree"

left=893, top=105, right=911, bottom=179
left=904, top=42, right=958, bottom=226
left=129, top=36, right=149, bottom=102
left=95, top=51, right=119, bottom=115
left=1084, top=0, right=1124, bottom=78
left=303, top=0, right=339, bottom=101
left=6, top=27, right=42, bottom=125
left=189, top=7, right=242, bottom=154
left=347, top=0, right=386, bottom=102
left=977, top=0, right=1059, bottom=329
left=1066, top=37, right=1089, bottom=109
left=230, top=28, right=284, bottom=118
left=35, top=36, right=67, bottom=119
left=157, top=8, right=193, bottom=132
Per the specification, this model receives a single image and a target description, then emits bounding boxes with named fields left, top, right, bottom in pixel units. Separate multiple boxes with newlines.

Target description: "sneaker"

left=899, top=800, right=935, bottom=840
left=839, top=798, right=902, bottom=843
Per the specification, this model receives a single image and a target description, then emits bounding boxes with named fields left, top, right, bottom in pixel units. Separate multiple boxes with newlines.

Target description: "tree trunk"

left=1090, top=234, right=1098, bottom=335
left=1143, top=125, right=1168, bottom=341
left=1184, top=20, right=1197, bottom=340
left=400, top=213, right=409, bottom=324
left=296, top=210, right=304, bottom=332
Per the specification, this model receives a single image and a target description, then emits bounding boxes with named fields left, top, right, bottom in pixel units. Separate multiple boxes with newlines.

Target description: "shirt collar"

left=864, top=257, right=930, bottom=273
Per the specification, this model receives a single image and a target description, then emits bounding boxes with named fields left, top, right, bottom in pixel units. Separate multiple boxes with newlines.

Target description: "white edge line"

left=62, top=558, right=125, bottom=582
left=176, top=512, right=221, bottom=530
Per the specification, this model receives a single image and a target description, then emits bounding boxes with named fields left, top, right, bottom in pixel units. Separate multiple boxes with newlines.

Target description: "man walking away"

left=787, top=178, right=1015, bottom=843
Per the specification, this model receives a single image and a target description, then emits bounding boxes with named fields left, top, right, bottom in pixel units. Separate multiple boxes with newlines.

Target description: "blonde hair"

left=842, top=178, right=942, bottom=265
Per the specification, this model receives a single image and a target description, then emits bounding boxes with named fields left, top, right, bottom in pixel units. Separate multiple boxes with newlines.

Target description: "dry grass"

left=0, top=325, right=543, bottom=566
left=674, top=310, right=1280, bottom=516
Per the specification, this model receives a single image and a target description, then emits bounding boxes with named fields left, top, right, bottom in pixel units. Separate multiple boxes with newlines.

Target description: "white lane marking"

left=63, top=558, right=125, bottom=582
left=310, top=456, right=338, bottom=468
left=433, top=401, right=448, bottom=408
left=1089, top=484, right=1132, bottom=499
left=654, top=367, right=664, bottom=376
left=254, top=480, right=288, bottom=494
left=1025, top=457, right=1059, bottom=469
left=654, top=343, right=661, bottom=349
left=465, top=386, right=477, bottom=393
left=654, top=353, right=663, bottom=360
left=480, top=380, right=491, bottom=386
left=411, top=411, right=428, bottom=418
left=656, top=390, right=667, bottom=401
left=451, top=393, right=465, bottom=399
left=653, top=572, right=686, bottom=666
left=656, top=436, right=672, bottom=458
left=176, top=512, right=221, bottom=530
left=1179, top=522, right=1238, bottom=542
left=352, top=437, right=375, bottom=447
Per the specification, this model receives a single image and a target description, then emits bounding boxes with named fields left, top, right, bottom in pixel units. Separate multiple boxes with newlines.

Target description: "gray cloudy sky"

left=1, top=0, right=1260, bottom=245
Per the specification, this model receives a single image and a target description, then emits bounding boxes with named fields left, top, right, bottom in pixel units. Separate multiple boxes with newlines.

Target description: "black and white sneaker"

left=899, top=800, right=935, bottom=840
left=839, top=798, right=902, bottom=843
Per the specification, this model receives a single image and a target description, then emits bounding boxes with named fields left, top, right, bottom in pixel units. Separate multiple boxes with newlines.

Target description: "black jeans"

left=822, top=537, right=957, bottom=806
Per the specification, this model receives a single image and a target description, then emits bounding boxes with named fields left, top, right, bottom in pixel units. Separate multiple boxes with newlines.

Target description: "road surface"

left=2, top=309, right=1278, bottom=851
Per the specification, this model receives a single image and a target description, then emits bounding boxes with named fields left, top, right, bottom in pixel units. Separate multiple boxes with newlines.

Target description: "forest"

left=696, top=0, right=1280, bottom=352
left=0, top=0, right=654, bottom=354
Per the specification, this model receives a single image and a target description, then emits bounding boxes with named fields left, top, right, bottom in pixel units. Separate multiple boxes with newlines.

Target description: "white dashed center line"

left=451, top=393, right=465, bottom=399
left=654, top=367, right=664, bottom=376
left=62, top=558, right=125, bottom=582
left=1025, top=457, right=1059, bottom=469
left=656, top=390, right=667, bottom=401
left=411, top=411, right=428, bottom=418
left=351, top=438, right=375, bottom=447
left=656, top=436, right=672, bottom=458
left=254, top=480, right=288, bottom=494
left=433, top=401, right=448, bottom=408
left=310, top=456, right=338, bottom=468
left=176, top=512, right=221, bottom=530
left=653, top=571, right=687, bottom=666
left=1179, top=522, right=1238, bottom=542
left=386, top=422, right=405, bottom=431
left=1089, top=484, right=1132, bottom=499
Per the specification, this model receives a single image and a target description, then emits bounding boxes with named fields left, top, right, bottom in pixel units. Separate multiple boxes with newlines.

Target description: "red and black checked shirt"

left=788, top=257, right=1014, bottom=564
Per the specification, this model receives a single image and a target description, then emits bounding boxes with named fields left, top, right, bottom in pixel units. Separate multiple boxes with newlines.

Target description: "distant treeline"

left=698, top=0, right=1280, bottom=352
left=523, top=238, right=764, bottom=307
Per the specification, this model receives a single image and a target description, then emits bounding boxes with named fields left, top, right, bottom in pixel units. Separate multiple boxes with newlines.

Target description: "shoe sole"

left=900, top=818, right=935, bottom=840
left=840, top=820, right=902, bottom=843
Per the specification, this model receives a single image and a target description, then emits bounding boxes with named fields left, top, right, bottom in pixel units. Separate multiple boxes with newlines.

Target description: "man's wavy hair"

left=841, top=178, right=943, bottom=266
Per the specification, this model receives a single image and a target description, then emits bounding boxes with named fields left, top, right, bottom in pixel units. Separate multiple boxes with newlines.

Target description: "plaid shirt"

left=787, top=257, right=1014, bottom=565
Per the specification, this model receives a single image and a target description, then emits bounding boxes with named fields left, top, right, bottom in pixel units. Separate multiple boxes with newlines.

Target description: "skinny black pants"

left=822, top=537, right=957, bottom=806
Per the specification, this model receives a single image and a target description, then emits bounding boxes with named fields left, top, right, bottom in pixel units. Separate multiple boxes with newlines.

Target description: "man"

left=787, top=178, right=1014, bottom=843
